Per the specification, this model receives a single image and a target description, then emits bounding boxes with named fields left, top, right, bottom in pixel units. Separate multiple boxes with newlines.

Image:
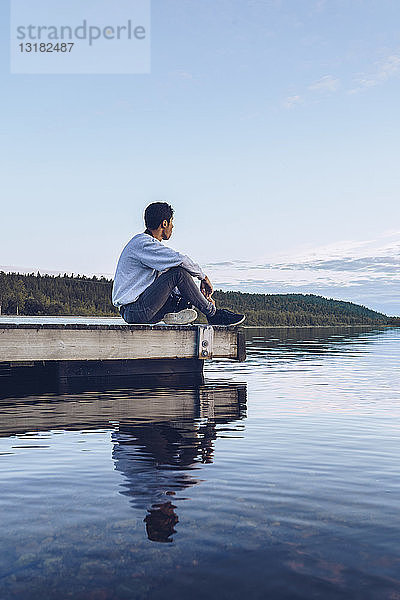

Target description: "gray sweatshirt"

left=112, top=232, right=206, bottom=307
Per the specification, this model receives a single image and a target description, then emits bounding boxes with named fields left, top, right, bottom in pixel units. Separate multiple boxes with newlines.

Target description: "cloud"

left=350, top=52, right=400, bottom=93
left=285, top=48, right=400, bottom=107
left=284, top=74, right=340, bottom=109
left=283, top=94, right=302, bottom=109
left=314, top=0, right=327, bottom=11
left=176, top=70, right=194, bottom=80
left=285, top=256, right=400, bottom=273
left=205, top=231, right=400, bottom=315
left=308, top=75, right=340, bottom=93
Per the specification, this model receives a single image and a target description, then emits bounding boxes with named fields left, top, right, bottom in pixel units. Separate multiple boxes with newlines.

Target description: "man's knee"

left=169, top=266, right=189, bottom=281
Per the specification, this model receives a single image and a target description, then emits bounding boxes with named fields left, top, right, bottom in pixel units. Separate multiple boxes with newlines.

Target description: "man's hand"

left=200, top=275, right=213, bottom=301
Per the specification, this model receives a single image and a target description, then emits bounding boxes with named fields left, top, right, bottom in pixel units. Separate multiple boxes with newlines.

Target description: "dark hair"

left=144, top=202, right=174, bottom=230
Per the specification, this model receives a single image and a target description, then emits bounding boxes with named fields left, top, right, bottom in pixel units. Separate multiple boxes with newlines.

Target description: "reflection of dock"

left=0, top=382, right=247, bottom=437
left=0, top=380, right=247, bottom=544
left=0, top=322, right=245, bottom=379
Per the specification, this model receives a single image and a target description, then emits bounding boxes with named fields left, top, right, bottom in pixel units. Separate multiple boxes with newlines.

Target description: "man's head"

left=144, top=202, right=174, bottom=240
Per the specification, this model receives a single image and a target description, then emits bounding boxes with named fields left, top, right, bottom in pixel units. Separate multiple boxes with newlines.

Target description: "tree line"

left=0, top=272, right=115, bottom=317
left=0, top=272, right=398, bottom=326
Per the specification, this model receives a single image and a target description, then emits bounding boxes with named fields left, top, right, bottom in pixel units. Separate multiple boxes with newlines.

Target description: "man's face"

left=162, top=217, right=174, bottom=240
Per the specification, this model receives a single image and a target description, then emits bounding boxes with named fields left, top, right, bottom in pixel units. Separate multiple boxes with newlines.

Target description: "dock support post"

left=197, top=326, right=214, bottom=359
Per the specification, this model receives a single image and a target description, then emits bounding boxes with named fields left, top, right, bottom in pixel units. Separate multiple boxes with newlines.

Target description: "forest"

left=0, top=272, right=398, bottom=326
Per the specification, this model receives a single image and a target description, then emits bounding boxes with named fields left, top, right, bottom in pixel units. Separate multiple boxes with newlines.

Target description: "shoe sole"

left=230, top=315, right=246, bottom=326
left=162, top=308, right=197, bottom=325
left=208, top=315, right=246, bottom=327
left=209, top=315, right=246, bottom=326
left=222, top=315, right=246, bottom=326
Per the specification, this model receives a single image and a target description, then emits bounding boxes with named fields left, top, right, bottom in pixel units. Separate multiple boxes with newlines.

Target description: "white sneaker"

left=162, top=308, right=197, bottom=325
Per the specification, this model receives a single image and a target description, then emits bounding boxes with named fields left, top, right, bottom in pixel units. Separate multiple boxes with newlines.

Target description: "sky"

left=1, top=0, right=400, bottom=314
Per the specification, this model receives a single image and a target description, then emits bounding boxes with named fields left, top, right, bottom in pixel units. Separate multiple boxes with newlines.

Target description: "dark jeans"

left=121, top=266, right=215, bottom=324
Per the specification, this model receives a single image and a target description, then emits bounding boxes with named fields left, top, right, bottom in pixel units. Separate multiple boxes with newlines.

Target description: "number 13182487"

left=19, top=42, right=75, bottom=52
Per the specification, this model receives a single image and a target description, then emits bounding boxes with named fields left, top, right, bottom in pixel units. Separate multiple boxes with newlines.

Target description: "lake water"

left=1, top=326, right=399, bottom=599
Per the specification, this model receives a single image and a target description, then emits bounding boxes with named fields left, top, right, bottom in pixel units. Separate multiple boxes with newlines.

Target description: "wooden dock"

left=0, top=322, right=246, bottom=381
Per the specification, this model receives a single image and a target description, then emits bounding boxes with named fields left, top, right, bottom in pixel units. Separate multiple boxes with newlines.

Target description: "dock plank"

left=0, top=324, right=244, bottom=362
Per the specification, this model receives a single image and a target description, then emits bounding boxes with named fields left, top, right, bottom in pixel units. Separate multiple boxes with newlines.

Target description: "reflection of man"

left=112, top=202, right=245, bottom=326
left=144, top=501, right=179, bottom=544
left=111, top=384, right=247, bottom=543
left=112, top=421, right=217, bottom=543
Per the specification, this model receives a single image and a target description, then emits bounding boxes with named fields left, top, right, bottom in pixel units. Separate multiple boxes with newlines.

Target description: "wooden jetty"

left=0, top=322, right=246, bottom=381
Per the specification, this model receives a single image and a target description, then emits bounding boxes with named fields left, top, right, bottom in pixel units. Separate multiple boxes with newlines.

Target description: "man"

left=112, top=202, right=245, bottom=326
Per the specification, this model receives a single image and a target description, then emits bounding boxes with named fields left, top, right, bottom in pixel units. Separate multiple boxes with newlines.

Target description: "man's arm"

left=139, top=236, right=206, bottom=280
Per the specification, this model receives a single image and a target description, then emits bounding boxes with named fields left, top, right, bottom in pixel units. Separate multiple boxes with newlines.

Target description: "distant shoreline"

left=1, top=272, right=399, bottom=325
left=0, top=315, right=397, bottom=329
